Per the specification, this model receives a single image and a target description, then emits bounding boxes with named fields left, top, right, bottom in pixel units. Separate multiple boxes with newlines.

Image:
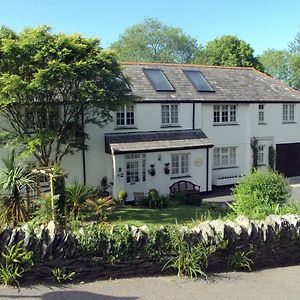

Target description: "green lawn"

left=106, top=203, right=227, bottom=226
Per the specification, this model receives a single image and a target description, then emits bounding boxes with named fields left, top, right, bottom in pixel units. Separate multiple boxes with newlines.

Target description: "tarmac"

left=1, top=265, right=300, bottom=300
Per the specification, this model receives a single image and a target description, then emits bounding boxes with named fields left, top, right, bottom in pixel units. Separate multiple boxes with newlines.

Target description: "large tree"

left=0, top=26, right=135, bottom=166
left=195, top=35, right=263, bottom=70
left=259, top=49, right=293, bottom=84
left=288, top=31, right=300, bottom=89
left=110, top=18, right=199, bottom=63
left=259, top=31, right=300, bottom=90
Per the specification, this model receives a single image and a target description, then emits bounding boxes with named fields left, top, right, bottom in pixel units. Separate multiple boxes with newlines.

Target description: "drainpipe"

left=192, top=102, right=195, bottom=130
left=81, top=107, right=87, bottom=185
left=206, top=147, right=209, bottom=191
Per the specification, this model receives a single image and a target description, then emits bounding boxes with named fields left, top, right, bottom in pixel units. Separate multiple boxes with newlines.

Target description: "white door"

left=125, top=153, right=146, bottom=201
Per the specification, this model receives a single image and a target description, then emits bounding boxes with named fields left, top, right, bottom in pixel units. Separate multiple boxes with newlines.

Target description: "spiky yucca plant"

left=0, top=150, right=34, bottom=225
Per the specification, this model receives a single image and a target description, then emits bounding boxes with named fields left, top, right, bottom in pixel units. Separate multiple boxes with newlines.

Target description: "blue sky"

left=0, top=0, right=299, bottom=54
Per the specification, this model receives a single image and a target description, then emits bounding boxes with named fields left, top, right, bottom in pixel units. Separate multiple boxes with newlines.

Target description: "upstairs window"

left=26, top=107, right=59, bottom=131
left=161, top=104, right=178, bottom=126
left=283, top=104, right=295, bottom=123
left=213, top=105, right=236, bottom=124
left=183, top=70, right=214, bottom=92
left=116, top=105, right=135, bottom=127
left=258, top=104, right=265, bottom=123
left=143, top=68, right=175, bottom=92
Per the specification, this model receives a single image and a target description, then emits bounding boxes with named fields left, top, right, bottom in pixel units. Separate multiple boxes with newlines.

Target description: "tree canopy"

left=110, top=18, right=199, bottom=64
left=0, top=26, right=135, bottom=166
left=195, top=35, right=263, bottom=70
left=259, top=31, right=300, bottom=90
left=259, top=49, right=293, bottom=85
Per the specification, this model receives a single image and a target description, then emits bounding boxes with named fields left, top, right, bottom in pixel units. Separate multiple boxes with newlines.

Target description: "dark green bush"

left=174, top=192, right=189, bottom=205
left=139, top=189, right=169, bottom=208
left=231, top=169, right=291, bottom=218
left=185, top=194, right=203, bottom=206
left=174, top=192, right=202, bottom=206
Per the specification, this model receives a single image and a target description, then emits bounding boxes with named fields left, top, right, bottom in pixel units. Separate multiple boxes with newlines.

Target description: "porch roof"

left=105, top=129, right=213, bottom=154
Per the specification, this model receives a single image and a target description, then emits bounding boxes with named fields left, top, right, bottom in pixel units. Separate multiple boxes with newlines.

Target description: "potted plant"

left=148, top=164, right=155, bottom=176
left=164, top=163, right=170, bottom=175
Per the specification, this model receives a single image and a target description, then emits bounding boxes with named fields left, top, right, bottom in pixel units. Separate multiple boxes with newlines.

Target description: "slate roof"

left=105, top=129, right=213, bottom=154
left=121, top=62, right=300, bottom=103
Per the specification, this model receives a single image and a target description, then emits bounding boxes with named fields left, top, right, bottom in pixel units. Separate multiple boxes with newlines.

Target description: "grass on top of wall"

left=106, top=203, right=228, bottom=226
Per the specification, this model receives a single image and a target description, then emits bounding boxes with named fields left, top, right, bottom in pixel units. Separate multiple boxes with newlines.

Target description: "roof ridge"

left=120, top=61, right=255, bottom=70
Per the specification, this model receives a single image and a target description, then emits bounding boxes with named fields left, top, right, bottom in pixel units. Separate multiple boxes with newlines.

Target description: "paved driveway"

left=1, top=265, right=300, bottom=300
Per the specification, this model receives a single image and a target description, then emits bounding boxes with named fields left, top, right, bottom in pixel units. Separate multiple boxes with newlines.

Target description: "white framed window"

left=213, top=147, right=237, bottom=168
left=161, top=104, right=178, bottom=126
left=257, top=145, right=265, bottom=165
left=213, top=105, right=236, bottom=124
left=258, top=104, right=265, bottom=123
left=26, top=107, right=59, bottom=131
left=116, top=105, right=135, bottom=127
left=282, top=104, right=295, bottom=123
left=171, top=153, right=189, bottom=176
left=125, top=153, right=146, bottom=184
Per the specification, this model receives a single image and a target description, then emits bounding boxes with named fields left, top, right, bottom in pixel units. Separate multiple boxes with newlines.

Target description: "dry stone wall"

left=1, top=215, right=300, bottom=281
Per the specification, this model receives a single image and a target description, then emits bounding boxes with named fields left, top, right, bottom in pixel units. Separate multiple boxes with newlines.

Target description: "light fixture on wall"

left=158, top=154, right=161, bottom=161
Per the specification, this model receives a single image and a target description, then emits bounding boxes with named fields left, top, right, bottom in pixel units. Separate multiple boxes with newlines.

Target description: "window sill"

left=213, top=123, right=239, bottom=126
left=282, top=121, right=297, bottom=124
left=170, top=175, right=192, bottom=180
left=160, top=124, right=181, bottom=128
left=213, top=166, right=239, bottom=170
left=114, top=126, right=138, bottom=130
left=258, top=122, right=267, bottom=125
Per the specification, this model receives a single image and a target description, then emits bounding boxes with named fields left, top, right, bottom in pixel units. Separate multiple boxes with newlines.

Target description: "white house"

left=59, top=62, right=300, bottom=201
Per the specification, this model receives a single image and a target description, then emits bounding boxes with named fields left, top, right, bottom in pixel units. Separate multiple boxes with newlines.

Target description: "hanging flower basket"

left=164, top=163, right=170, bottom=175
left=148, top=165, right=156, bottom=176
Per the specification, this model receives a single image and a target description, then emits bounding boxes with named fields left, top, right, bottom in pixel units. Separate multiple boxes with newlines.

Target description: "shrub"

left=138, top=190, right=169, bottom=209
left=117, top=191, right=128, bottom=203
left=174, top=192, right=189, bottom=205
left=185, top=194, right=203, bottom=206
left=231, top=170, right=291, bottom=218
left=146, top=225, right=181, bottom=261
left=0, top=240, right=33, bottom=286
left=30, top=194, right=53, bottom=225
left=52, top=267, right=75, bottom=283
left=148, top=189, right=159, bottom=198
left=228, top=251, right=254, bottom=271
left=164, top=241, right=216, bottom=279
left=66, top=182, right=99, bottom=218
left=85, top=196, right=115, bottom=222
left=74, top=223, right=139, bottom=262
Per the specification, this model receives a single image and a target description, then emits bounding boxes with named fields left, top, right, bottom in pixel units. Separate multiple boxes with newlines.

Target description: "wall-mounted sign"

left=194, top=158, right=203, bottom=167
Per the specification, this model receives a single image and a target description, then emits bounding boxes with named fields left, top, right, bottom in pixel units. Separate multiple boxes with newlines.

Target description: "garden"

left=1, top=149, right=300, bottom=287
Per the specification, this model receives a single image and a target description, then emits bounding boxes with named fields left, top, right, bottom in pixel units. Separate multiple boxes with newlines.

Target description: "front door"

left=125, top=153, right=146, bottom=200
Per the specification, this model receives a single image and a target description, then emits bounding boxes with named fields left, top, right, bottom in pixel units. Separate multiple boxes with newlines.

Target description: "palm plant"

left=0, top=150, right=34, bottom=225
left=85, top=196, right=115, bottom=222
left=65, top=182, right=98, bottom=218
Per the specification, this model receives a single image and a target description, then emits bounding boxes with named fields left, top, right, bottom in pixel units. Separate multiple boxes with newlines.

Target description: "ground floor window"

left=125, top=153, right=146, bottom=184
left=213, top=147, right=237, bottom=168
left=171, top=153, right=189, bottom=176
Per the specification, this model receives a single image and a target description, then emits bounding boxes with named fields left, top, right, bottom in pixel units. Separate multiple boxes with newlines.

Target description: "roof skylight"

left=143, top=68, right=175, bottom=92
left=183, top=70, right=214, bottom=92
